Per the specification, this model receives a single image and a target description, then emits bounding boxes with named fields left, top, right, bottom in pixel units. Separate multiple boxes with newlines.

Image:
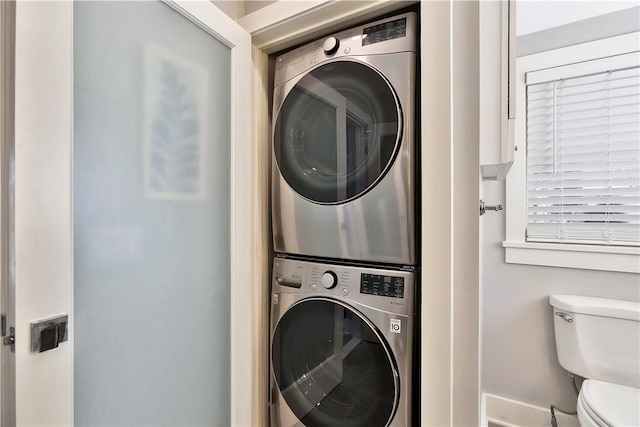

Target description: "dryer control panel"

left=362, top=17, right=407, bottom=46
left=273, top=12, right=417, bottom=88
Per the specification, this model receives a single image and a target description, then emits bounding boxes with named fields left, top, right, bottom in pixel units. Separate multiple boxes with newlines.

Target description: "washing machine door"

left=272, top=298, right=399, bottom=427
left=274, top=60, right=401, bottom=204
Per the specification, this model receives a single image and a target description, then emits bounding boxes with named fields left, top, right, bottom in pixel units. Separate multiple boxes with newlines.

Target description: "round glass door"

left=274, top=61, right=401, bottom=204
left=272, top=298, right=398, bottom=427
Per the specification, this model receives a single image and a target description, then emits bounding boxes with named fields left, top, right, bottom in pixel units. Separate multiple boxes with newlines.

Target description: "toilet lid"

left=580, top=380, right=640, bottom=427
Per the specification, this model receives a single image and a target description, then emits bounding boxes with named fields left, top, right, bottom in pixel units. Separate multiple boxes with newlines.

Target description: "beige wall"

left=211, top=0, right=245, bottom=20
left=245, top=1, right=277, bottom=16
left=481, top=180, right=640, bottom=410
left=211, top=1, right=278, bottom=20
left=451, top=1, right=480, bottom=424
left=421, top=1, right=480, bottom=424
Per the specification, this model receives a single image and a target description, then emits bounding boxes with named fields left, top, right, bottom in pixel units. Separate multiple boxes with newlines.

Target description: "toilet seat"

left=578, top=391, right=608, bottom=427
left=577, top=380, right=640, bottom=427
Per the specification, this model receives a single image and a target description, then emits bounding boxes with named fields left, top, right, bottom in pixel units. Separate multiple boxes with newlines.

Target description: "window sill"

left=502, top=241, right=640, bottom=273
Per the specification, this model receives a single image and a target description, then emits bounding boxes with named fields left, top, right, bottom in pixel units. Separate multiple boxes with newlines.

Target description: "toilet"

left=549, top=295, right=640, bottom=427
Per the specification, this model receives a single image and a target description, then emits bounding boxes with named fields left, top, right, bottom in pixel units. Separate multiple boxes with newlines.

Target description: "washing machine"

left=270, top=256, right=416, bottom=427
left=272, top=12, right=417, bottom=266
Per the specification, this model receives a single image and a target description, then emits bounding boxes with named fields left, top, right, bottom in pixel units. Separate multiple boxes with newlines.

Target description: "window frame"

left=504, top=32, right=640, bottom=273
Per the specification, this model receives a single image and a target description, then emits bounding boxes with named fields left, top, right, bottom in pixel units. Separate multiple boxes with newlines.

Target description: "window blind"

left=525, top=52, right=640, bottom=246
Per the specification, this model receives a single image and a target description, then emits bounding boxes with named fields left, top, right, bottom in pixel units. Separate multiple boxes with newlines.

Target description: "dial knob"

left=323, top=37, right=340, bottom=55
left=321, top=271, right=338, bottom=289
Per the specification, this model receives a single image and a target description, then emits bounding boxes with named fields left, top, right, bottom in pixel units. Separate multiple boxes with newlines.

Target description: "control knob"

left=321, top=271, right=338, bottom=289
left=323, top=37, right=340, bottom=55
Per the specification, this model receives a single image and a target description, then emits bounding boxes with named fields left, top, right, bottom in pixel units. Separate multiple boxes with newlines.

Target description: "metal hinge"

left=1, top=314, right=15, bottom=353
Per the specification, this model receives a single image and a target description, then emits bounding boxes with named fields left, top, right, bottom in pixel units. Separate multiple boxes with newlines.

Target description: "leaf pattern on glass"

left=149, top=60, right=200, bottom=194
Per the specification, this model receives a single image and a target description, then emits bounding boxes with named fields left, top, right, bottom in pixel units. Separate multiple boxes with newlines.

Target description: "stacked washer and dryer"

left=270, top=12, right=418, bottom=427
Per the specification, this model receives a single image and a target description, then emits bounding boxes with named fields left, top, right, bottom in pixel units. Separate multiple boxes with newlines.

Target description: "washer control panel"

left=273, top=257, right=415, bottom=315
left=360, top=273, right=404, bottom=298
left=320, top=271, right=338, bottom=288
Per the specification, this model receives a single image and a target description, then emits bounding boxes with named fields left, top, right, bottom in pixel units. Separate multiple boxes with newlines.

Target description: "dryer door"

left=274, top=60, right=401, bottom=204
left=272, top=298, right=399, bottom=427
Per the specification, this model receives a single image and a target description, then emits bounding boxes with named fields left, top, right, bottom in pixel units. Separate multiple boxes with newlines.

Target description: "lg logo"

left=390, top=319, right=401, bottom=334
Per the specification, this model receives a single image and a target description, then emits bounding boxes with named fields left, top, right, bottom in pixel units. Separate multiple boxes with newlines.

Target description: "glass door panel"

left=74, top=2, right=231, bottom=424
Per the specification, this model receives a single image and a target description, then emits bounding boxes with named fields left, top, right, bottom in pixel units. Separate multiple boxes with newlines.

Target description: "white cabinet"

left=479, top=0, right=515, bottom=180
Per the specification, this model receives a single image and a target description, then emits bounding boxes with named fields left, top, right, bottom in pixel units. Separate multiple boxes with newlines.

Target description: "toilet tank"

left=549, top=295, right=640, bottom=388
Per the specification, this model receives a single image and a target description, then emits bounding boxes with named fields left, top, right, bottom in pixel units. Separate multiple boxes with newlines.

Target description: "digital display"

left=360, top=273, right=404, bottom=298
left=362, top=18, right=407, bottom=46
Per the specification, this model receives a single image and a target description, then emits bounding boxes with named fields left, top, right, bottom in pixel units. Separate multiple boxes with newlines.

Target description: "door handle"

left=275, top=276, right=302, bottom=289
left=555, top=312, right=573, bottom=323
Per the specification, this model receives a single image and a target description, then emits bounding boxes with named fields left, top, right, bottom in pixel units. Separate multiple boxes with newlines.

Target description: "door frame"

left=10, top=1, right=252, bottom=425
left=245, top=1, right=481, bottom=425
left=0, top=0, right=16, bottom=424
left=6, top=0, right=485, bottom=425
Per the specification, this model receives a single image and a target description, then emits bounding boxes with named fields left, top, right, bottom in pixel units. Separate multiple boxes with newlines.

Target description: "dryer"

left=270, top=256, right=416, bottom=427
left=272, top=13, right=417, bottom=266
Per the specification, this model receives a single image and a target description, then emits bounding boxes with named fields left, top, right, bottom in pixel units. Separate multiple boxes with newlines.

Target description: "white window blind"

left=525, top=52, right=640, bottom=246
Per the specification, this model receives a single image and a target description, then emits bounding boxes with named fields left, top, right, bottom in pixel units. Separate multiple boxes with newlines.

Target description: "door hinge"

left=1, top=314, right=15, bottom=353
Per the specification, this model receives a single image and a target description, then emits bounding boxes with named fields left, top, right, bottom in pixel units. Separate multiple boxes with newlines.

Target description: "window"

left=526, top=52, right=639, bottom=245
left=504, top=33, right=640, bottom=273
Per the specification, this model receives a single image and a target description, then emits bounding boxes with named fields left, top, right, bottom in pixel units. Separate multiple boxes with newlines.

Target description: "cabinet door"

left=479, top=0, right=516, bottom=180
left=9, top=1, right=252, bottom=425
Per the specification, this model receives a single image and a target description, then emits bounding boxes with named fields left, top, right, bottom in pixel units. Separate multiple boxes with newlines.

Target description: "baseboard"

left=484, top=393, right=580, bottom=427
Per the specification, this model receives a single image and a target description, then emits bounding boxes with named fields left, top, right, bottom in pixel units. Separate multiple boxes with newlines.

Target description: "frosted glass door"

left=74, top=2, right=231, bottom=424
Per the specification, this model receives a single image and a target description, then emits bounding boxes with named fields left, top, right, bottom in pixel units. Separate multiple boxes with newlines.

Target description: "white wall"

left=482, top=4, right=640, bottom=415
